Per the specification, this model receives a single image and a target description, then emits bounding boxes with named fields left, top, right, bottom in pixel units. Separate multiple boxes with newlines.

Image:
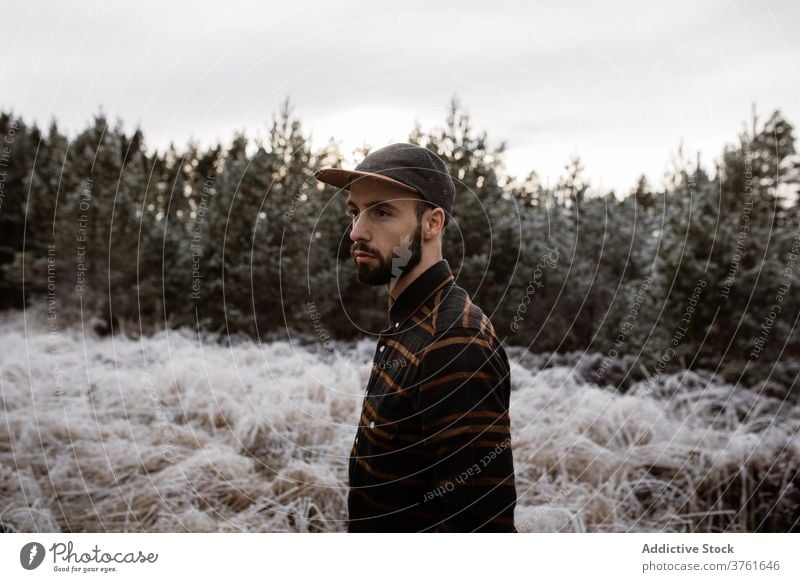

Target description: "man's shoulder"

left=428, top=282, right=499, bottom=342
left=415, top=282, right=509, bottom=378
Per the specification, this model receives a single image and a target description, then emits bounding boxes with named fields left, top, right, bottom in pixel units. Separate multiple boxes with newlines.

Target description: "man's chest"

left=367, top=325, right=430, bottom=394
left=356, top=328, right=432, bottom=443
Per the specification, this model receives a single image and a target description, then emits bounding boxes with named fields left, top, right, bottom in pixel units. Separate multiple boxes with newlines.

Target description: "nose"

left=349, top=213, right=370, bottom=243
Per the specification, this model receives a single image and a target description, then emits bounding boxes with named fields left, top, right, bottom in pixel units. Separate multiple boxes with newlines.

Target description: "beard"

left=351, top=221, right=423, bottom=287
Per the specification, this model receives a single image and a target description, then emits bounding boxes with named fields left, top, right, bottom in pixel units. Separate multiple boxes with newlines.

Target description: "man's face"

left=346, top=178, right=425, bottom=288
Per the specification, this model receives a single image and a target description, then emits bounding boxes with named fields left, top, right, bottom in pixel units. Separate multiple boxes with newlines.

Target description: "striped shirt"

left=347, top=259, right=518, bottom=532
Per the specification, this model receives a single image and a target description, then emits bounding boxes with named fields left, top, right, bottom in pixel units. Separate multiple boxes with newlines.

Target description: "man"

left=314, top=143, right=517, bottom=532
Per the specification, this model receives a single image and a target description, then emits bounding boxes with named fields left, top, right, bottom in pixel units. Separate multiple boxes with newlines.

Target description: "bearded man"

left=314, top=143, right=517, bottom=532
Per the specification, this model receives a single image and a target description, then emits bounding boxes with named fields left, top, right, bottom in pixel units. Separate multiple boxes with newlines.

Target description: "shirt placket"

left=354, top=330, right=389, bottom=451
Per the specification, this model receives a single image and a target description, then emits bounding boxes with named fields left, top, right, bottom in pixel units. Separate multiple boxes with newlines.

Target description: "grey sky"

left=2, top=0, right=798, bottom=195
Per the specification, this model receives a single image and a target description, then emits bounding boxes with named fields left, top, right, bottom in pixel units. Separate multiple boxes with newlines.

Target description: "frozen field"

left=1, top=309, right=798, bottom=533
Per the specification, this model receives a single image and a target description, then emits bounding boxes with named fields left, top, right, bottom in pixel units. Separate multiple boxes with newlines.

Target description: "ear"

left=423, top=207, right=445, bottom=240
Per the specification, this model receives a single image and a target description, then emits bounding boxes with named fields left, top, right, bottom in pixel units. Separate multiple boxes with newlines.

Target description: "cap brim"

left=313, top=168, right=418, bottom=194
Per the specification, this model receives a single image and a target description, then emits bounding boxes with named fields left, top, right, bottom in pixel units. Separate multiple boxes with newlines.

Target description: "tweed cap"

left=314, top=143, right=455, bottom=225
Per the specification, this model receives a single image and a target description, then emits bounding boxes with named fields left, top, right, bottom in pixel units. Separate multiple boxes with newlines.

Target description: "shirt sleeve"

left=414, top=327, right=518, bottom=532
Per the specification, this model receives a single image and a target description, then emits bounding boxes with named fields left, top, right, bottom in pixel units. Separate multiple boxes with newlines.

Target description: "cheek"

left=375, top=225, right=404, bottom=252
left=373, top=218, right=416, bottom=256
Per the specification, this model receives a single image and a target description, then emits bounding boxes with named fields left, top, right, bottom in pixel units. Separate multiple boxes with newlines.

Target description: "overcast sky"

left=2, top=0, right=798, bottom=194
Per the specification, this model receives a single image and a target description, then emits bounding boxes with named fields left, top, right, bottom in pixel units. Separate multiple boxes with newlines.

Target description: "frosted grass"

left=1, top=310, right=797, bottom=532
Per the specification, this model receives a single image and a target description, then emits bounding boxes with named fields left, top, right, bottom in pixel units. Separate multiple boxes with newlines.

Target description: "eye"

left=372, top=207, right=391, bottom=218
left=346, top=208, right=358, bottom=219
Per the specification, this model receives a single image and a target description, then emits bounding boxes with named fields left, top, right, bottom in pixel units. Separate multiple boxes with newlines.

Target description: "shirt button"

left=379, top=345, right=385, bottom=352
left=369, top=421, right=375, bottom=429
left=394, top=322, right=399, bottom=328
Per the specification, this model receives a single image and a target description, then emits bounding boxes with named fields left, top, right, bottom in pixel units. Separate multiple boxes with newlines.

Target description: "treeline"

left=1, top=97, right=798, bottom=395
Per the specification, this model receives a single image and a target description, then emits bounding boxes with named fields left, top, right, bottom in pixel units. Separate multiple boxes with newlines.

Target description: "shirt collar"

left=383, top=259, right=455, bottom=334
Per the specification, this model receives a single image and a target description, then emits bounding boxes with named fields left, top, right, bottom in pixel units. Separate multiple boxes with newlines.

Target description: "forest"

left=1, top=97, right=798, bottom=398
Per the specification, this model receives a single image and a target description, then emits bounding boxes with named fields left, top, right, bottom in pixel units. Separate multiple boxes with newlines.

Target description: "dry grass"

left=1, top=309, right=797, bottom=532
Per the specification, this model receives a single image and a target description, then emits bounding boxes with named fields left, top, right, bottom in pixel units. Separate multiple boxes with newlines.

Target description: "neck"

left=388, top=249, right=442, bottom=305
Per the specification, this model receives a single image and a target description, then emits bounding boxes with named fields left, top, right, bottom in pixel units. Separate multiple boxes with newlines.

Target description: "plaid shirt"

left=347, top=259, right=517, bottom=532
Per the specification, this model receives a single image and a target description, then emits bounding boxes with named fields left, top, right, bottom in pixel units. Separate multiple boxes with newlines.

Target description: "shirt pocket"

left=378, top=332, right=426, bottom=389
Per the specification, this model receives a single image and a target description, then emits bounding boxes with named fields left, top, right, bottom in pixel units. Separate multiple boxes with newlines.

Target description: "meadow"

left=1, top=308, right=797, bottom=533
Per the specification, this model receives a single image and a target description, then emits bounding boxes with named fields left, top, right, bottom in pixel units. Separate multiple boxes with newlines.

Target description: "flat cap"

left=314, top=143, right=455, bottom=225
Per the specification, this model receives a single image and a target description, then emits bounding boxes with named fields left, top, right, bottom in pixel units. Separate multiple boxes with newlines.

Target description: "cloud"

left=1, top=0, right=797, bottom=193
